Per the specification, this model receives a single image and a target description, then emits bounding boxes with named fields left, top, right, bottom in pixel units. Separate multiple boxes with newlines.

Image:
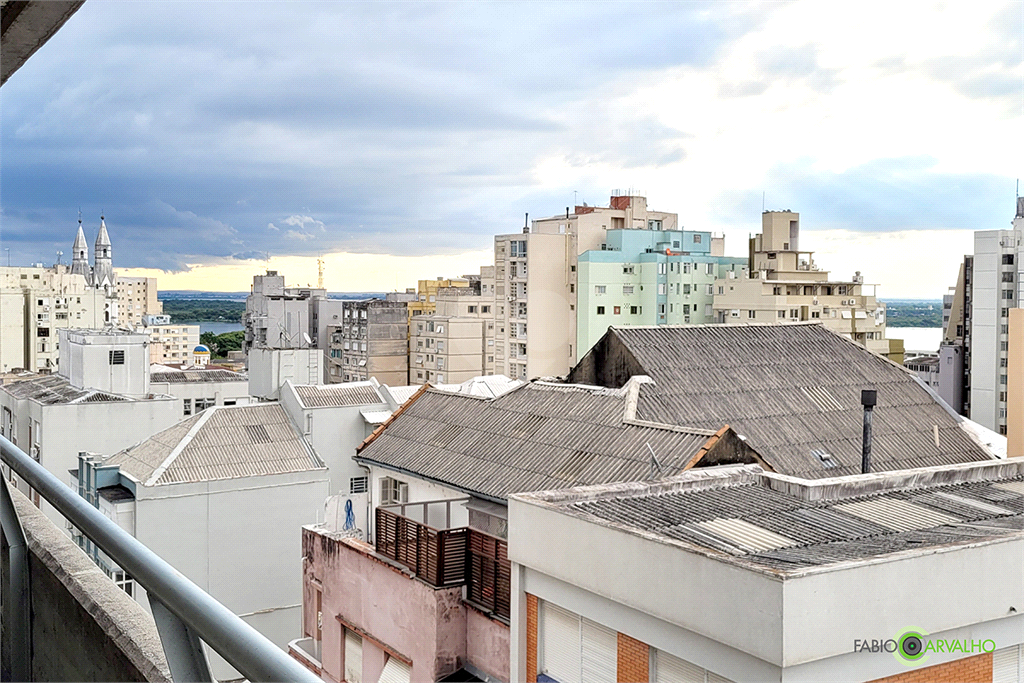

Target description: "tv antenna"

left=55, top=250, right=63, bottom=266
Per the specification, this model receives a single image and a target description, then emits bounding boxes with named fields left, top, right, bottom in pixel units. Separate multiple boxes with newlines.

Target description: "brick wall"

left=617, top=633, right=649, bottom=683
left=526, top=593, right=538, bottom=683
left=868, top=652, right=992, bottom=683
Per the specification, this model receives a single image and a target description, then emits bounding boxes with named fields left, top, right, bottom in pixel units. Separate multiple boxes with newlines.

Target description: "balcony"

left=374, top=499, right=510, bottom=620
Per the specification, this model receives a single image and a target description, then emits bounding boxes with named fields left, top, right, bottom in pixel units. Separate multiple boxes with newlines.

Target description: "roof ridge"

left=145, top=406, right=218, bottom=486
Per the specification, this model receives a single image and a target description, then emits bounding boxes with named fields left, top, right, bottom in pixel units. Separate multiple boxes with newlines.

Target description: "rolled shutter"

left=541, top=602, right=581, bottom=683
left=344, top=630, right=362, bottom=683
left=581, top=618, right=617, bottom=683
left=378, top=656, right=411, bottom=683
left=655, top=650, right=704, bottom=683
left=994, top=645, right=1022, bottom=683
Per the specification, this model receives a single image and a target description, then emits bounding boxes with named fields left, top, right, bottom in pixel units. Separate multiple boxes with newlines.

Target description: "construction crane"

left=317, top=256, right=325, bottom=289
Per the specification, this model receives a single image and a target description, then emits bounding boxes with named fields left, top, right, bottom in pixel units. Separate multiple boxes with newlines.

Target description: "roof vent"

left=811, top=449, right=837, bottom=468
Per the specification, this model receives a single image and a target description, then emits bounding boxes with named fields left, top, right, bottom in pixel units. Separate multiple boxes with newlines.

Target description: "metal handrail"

left=0, top=434, right=320, bottom=683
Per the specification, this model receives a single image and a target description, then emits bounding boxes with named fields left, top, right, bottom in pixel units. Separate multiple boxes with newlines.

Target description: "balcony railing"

left=374, top=501, right=510, bottom=621
left=0, top=434, right=320, bottom=683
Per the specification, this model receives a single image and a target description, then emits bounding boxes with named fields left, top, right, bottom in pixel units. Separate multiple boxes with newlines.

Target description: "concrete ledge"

left=6, top=486, right=171, bottom=682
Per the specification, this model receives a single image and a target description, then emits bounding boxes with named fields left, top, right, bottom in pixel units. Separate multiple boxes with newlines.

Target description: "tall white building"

left=969, top=197, right=1024, bottom=433
left=243, top=270, right=343, bottom=352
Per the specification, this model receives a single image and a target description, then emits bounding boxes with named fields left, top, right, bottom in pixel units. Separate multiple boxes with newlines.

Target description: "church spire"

left=70, top=213, right=91, bottom=279
left=92, top=214, right=115, bottom=291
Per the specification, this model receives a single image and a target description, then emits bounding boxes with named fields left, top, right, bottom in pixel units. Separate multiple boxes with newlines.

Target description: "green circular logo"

left=895, top=628, right=929, bottom=665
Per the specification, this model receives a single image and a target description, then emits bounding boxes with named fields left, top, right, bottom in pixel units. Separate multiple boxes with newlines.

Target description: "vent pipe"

left=861, top=389, right=877, bottom=473
left=523, top=212, right=530, bottom=234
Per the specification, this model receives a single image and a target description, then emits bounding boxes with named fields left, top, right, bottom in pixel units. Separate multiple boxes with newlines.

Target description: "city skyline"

left=1, top=1, right=1022, bottom=297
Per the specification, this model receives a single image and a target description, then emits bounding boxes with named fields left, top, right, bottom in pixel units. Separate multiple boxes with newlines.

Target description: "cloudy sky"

left=1, top=1, right=1021, bottom=296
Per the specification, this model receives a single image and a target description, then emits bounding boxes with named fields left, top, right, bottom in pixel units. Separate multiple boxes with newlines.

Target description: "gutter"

left=352, top=455, right=507, bottom=506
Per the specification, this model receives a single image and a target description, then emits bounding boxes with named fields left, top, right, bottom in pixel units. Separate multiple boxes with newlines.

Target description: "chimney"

left=1008, top=309, right=1024, bottom=457
left=523, top=212, right=530, bottom=234
left=861, top=389, right=877, bottom=473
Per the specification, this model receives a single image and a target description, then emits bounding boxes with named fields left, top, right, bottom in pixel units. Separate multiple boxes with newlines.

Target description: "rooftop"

left=291, top=381, right=385, bottom=408
left=568, top=323, right=995, bottom=479
left=2, top=373, right=133, bottom=404
left=149, top=368, right=247, bottom=384
left=357, top=379, right=755, bottom=502
left=514, top=459, right=1024, bottom=577
left=106, top=403, right=324, bottom=486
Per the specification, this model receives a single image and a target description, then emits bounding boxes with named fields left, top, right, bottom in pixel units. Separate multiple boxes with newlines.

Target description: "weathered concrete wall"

left=566, top=331, right=645, bottom=388
left=466, top=605, right=510, bottom=682
left=1, top=486, right=170, bottom=682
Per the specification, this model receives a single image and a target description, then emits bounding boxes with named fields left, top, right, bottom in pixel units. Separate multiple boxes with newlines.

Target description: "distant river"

left=199, top=322, right=245, bottom=335
left=887, top=327, right=943, bottom=353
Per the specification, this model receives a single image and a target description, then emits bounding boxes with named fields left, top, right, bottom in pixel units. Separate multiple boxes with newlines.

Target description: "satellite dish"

left=302, top=332, right=313, bottom=345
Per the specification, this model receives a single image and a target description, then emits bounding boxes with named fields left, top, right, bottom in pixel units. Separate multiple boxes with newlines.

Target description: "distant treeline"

left=162, top=299, right=245, bottom=323
left=200, top=330, right=245, bottom=358
left=884, top=301, right=943, bottom=328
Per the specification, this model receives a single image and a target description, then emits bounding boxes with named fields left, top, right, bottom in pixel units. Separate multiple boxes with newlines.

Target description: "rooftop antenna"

left=646, top=442, right=665, bottom=479
left=55, top=250, right=63, bottom=266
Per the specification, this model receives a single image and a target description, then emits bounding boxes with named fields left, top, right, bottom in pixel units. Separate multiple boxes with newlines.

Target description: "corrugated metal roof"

left=695, top=518, right=797, bottom=551
left=569, top=324, right=996, bottom=479
left=833, top=498, right=961, bottom=532
left=2, top=374, right=132, bottom=404
left=553, top=472, right=1024, bottom=572
left=105, top=404, right=324, bottom=486
left=293, top=382, right=384, bottom=408
left=150, top=369, right=246, bottom=384
left=357, top=382, right=717, bottom=501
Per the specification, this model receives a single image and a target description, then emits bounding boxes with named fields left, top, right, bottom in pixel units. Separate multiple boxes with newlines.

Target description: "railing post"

left=150, top=595, right=214, bottom=682
left=0, top=477, right=30, bottom=683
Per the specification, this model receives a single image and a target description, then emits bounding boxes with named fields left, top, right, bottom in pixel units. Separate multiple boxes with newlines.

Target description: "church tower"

left=92, top=215, right=118, bottom=324
left=70, top=215, right=91, bottom=280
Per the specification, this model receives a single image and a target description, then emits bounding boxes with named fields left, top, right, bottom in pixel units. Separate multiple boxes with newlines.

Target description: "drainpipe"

left=861, top=389, right=877, bottom=473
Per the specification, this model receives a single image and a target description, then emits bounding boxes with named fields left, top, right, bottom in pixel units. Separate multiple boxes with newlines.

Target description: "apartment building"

left=115, top=276, right=161, bottom=328
left=407, top=276, right=471, bottom=319
left=713, top=211, right=902, bottom=362
left=508, top=460, right=1024, bottom=683
left=0, top=329, right=180, bottom=526
left=243, top=270, right=343, bottom=351
left=934, top=258, right=973, bottom=416
left=327, top=299, right=409, bottom=385
left=576, top=228, right=745, bottom=355
left=969, top=197, right=1024, bottom=434
left=148, top=365, right=250, bottom=418
left=145, top=323, right=200, bottom=364
left=409, top=278, right=496, bottom=384
left=0, top=265, right=108, bottom=373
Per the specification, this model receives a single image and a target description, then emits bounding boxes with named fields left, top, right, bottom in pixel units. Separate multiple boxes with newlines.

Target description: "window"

left=790, top=309, right=799, bottom=318
left=468, top=305, right=477, bottom=313
left=707, top=263, right=714, bottom=275
left=344, top=629, right=363, bottom=683
left=811, top=311, right=820, bottom=319
left=379, top=477, right=408, bottom=504
left=706, top=285, right=713, bottom=295
left=683, top=284, right=691, bottom=295
left=658, top=284, right=666, bottom=295
left=659, top=304, right=666, bottom=315
left=622, top=285, right=634, bottom=295
left=1003, top=308, right=1010, bottom=317
left=693, top=234, right=701, bottom=243
left=1001, top=358, right=1008, bottom=367
left=748, top=310, right=756, bottom=319
left=717, top=286, right=724, bottom=295
left=1001, top=374, right=1008, bottom=385
left=1003, top=272, right=1015, bottom=283
left=108, top=350, right=125, bottom=365
left=658, top=262, right=666, bottom=275
left=596, top=306, right=605, bottom=315
left=594, top=285, right=606, bottom=295
left=683, top=304, right=690, bottom=314
left=683, top=263, right=691, bottom=274
left=1002, top=341, right=1009, bottom=351
left=614, top=306, right=621, bottom=315
left=1004, top=290, right=1015, bottom=300
left=778, top=310, right=787, bottom=319
left=623, top=266, right=634, bottom=275
left=1003, top=254, right=1015, bottom=265
left=570, top=265, right=575, bottom=272
left=539, top=602, right=616, bottom=683
left=482, top=306, right=490, bottom=313
left=183, top=399, right=192, bottom=416
left=349, top=476, right=368, bottom=494
left=630, top=306, right=638, bottom=315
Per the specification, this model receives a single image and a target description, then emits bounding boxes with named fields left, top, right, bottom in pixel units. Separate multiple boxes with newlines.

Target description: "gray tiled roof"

left=150, top=369, right=247, bottom=384
left=570, top=324, right=994, bottom=479
left=2, top=374, right=130, bottom=404
left=293, top=382, right=384, bottom=408
left=356, top=382, right=719, bottom=501
left=529, top=464, right=1024, bottom=574
left=106, top=403, right=324, bottom=486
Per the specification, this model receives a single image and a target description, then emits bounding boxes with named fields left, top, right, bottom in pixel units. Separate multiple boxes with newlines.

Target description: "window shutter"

left=344, top=630, right=362, bottom=683
left=581, top=618, right=616, bottom=683
left=654, top=650, right=704, bottom=683
left=378, top=656, right=411, bottom=683
left=541, top=602, right=581, bottom=683
left=994, top=645, right=1022, bottom=683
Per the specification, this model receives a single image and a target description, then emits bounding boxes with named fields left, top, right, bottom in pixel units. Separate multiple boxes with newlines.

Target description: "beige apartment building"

left=495, top=193, right=679, bottom=380
left=407, top=277, right=471, bottom=320
left=409, top=272, right=496, bottom=384
left=712, top=210, right=902, bottom=362
left=147, top=324, right=200, bottom=365
left=327, top=299, right=409, bottom=385
left=116, top=276, right=162, bottom=328
left=0, top=266, right=109, bottom=373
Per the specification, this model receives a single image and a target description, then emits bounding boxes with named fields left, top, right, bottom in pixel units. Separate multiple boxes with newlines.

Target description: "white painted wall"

left=148, top=377, right=251, bottom=419
left=58, top=329, right=151, bottom=397
left=248, top=348, right=324, bottom=399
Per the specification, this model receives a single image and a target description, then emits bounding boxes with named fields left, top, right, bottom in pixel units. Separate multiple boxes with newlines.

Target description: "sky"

left=1, top=1, right=1022, bottom=297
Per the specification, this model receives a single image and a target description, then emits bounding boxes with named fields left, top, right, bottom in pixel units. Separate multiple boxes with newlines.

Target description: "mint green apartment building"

left=577, top=229, right=747, bottom=355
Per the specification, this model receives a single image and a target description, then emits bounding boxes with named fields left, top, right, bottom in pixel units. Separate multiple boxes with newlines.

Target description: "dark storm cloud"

left=713, top=157, right=1016, bottom=231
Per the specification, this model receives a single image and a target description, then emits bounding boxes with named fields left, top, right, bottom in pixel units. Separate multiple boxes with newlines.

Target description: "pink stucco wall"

left=302, top=527, right=468, bottom=682
left=467, top=605, right=510, bottom=682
